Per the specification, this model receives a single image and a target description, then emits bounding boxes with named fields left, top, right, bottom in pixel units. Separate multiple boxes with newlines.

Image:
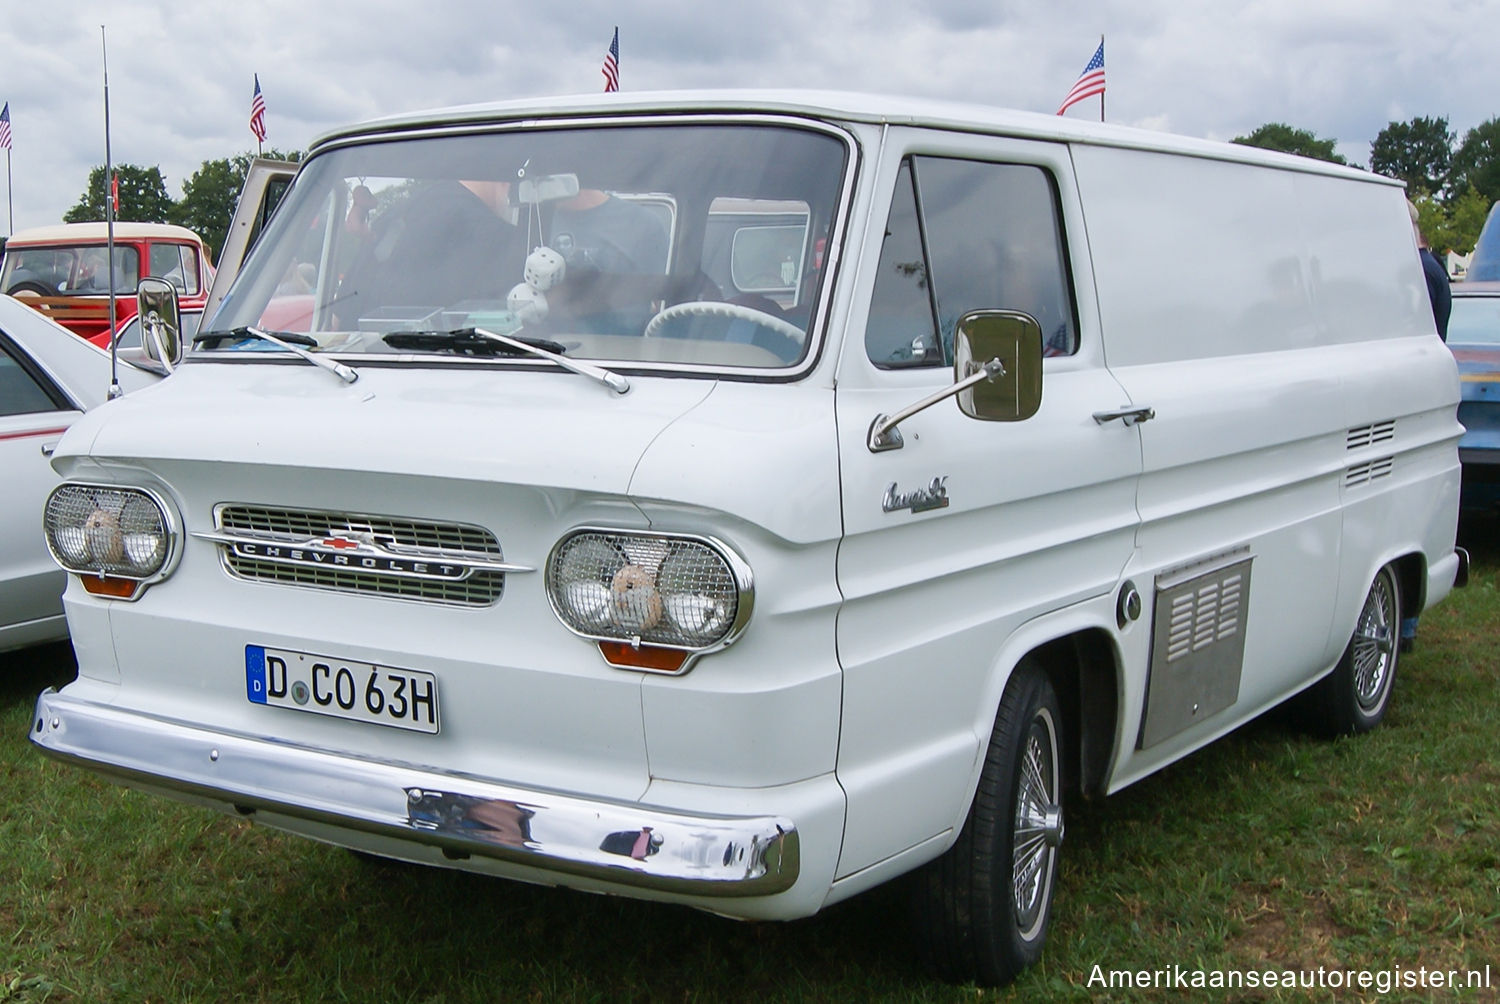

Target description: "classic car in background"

left=0, top=294, right=159, bottom=652
left=0, top=222, right=214, bottom=347
left=1467, top=202, right=1500, bottom=282
left=1449, top=281, right=1500, bottom=512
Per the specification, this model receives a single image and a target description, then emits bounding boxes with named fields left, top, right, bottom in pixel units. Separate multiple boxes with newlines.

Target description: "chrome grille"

left=215, top=504, right=505, bottom=606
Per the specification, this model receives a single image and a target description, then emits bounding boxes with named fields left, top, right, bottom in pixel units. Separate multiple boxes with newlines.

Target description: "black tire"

left=1299, top=563, right=1401, bottom=736
left=911, top=661, right=1065, bottom=987
left=6, top=280, right=56, bottom=298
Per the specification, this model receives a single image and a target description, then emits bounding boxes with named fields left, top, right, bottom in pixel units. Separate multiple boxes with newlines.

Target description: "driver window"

left=865, top=156, right=1078, bottom=368
left=0, top=339, right=67, bottom=416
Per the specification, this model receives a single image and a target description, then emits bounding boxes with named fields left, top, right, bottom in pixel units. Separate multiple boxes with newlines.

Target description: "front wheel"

left=1298, top=563, right=1402, bottom=736
left=910, top=661, right=1065, bottom=987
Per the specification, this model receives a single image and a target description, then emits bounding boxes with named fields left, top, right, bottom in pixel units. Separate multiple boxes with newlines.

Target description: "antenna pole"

left=102, top=25, right=122, bottom=400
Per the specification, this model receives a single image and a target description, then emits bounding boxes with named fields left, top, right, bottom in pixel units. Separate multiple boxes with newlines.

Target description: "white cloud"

left=0, top=0, right=1495, bottom=232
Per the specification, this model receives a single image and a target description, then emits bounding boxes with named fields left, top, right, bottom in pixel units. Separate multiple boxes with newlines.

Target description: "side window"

left=864, top=161, right=942, bottom=368
left=76, top=247, right=140, bottom=292
left=0, top=338, right=69, bottom=417
left=864, top=156, right=1078, bottom=368
left=150, top=244, right=201, bottom=294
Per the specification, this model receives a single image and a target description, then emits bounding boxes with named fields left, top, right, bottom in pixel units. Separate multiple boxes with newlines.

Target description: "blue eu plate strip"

left=245, top=645, right=268, bottom=704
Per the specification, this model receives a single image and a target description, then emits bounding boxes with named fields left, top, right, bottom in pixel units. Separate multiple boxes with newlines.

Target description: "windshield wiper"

left=382, top=327, right=628, bottom=395
left=194, top=326, right=319, bottom=348
left=383, top=328, right=567, bottom=357
left=193, top=326, right=359, bottom=385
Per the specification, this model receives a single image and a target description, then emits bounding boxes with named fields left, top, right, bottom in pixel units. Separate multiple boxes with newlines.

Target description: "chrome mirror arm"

left=867, top=357, right=1005, bottom=453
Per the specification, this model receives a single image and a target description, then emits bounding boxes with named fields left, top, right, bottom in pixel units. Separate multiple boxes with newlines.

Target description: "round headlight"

left=44, top=483, right=176, bottom=585
left=657, top=544, right=735, bottom=645
left=119, top=494, right=168, bottom=572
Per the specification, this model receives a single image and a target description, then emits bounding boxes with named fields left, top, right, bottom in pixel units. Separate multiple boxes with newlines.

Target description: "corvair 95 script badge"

left=883, top=476, right=950, bottom=515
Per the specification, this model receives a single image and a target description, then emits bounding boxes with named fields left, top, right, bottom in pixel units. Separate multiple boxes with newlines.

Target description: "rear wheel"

left=911, top=661, right=1065, bottom=987
left=1300, top=563, right=1401, bottom=735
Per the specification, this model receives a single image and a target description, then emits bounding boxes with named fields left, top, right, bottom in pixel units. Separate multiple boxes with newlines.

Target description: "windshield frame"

left=197, top=112, right=860, bottom=383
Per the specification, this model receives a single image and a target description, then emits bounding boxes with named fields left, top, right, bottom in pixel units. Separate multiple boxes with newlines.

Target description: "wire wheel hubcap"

left=1012, top=706, right=1062, bottom=939
left=1352, top=571, right=1397, bottom=712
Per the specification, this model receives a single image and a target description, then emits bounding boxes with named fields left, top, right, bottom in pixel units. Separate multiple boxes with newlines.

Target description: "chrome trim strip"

left=191, top=529, right=534, bottom=576
left=31, top=689, right=798, bottom=897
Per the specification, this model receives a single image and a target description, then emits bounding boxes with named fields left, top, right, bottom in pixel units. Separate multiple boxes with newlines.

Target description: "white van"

left=33, top=91, right=1466, bottom=986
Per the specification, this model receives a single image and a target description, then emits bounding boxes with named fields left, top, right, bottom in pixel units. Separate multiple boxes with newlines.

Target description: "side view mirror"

left=866, top=309, right=1045, bottom=452
left=954, top=310, right=1043, bottom=422
left=136, top=277, right=184, bottom=371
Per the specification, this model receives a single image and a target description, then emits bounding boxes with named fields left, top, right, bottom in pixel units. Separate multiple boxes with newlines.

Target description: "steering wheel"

left=643, top=299, right=806, bottom=343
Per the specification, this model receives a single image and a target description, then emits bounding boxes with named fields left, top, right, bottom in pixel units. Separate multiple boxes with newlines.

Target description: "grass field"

left=2, top=522, right=1497, bottom=1002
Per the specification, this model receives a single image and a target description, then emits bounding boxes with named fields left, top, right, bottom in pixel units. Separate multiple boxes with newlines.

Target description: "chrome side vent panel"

left=1345, top=457, right=1395, bottom=488
left=1139, top=548, right=1253, bottom=749
left=1347, top=420, right=1395, bottom=450
left=206, top=505, right=513, bottom=606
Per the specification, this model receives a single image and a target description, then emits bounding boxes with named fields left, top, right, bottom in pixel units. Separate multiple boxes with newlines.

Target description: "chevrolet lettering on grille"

left=231, top=539, right=472, bottom=580
left=193, top=525, right=535, bottom=585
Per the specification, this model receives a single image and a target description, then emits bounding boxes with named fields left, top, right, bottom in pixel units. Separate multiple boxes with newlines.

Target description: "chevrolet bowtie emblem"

left=321, top=537, right=363, bottom=550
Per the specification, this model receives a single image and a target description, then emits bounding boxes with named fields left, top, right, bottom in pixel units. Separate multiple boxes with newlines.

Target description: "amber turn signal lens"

left=80, top=575, right=140, bottom=599
left=597, top=641, right=689, bottom=673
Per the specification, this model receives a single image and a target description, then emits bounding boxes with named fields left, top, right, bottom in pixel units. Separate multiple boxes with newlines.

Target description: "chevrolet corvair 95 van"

left=33, top=91, right=1466, bottom=986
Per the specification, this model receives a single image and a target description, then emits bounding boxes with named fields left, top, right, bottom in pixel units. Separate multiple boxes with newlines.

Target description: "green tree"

left=171, top=148, right=303, bottom=261
left=63, top=164, right=174, bottom=223
left=1450, top=118, right=1500, bottom=205
left=1231, top=123, right=1348, bottom=165
left=1418, top=186, right=1493, bottom=255
left=1369, top=116, right=1453, bottom=197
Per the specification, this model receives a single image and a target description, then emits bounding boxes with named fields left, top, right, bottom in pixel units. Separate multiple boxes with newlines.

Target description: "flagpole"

left=102, top=25, right=121, bottom=400
left=1099, top=34, right=1105, bottom=123
left=6, top=148, right=11, bottom=235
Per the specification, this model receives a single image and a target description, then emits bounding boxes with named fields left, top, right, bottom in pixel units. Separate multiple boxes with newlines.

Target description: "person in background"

left=1412, top=198, right=1451, bottom=341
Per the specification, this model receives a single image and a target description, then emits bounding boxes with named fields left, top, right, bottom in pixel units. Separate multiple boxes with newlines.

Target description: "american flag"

left=602, top=27, right=619, bottom=92
left=249, top=74, right=267, bottom=143
left=0, top=103, right=11, bottom=150
left=1056, top=41, right=1105, bottom=116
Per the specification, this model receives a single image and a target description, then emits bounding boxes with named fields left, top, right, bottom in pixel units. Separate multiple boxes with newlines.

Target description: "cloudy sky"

left=0, top=0, right=1494, bottom=234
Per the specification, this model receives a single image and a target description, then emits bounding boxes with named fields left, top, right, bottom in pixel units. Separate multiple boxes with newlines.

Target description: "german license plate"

left=245, top=645, right=439, bottom=734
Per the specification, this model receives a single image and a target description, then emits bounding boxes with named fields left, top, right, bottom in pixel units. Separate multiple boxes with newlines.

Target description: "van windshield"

left=208, top=121, right=850, bottom=370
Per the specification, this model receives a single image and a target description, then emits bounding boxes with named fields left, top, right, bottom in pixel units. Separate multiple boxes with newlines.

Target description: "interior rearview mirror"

left=136, top=277, right=184, bottom=371
left=954, top=310, right=1043, bottom=422
left=517, top=173, right=581, bottom=204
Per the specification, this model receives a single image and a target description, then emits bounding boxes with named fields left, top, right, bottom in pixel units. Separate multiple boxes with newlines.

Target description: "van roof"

left=313, top=88, right=1397, bottom=188
left=6, top=222, right=207, bottom=246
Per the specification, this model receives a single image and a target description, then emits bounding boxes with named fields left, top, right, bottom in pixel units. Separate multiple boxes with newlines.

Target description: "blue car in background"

left=1449, top=281, right=1500, bottom=512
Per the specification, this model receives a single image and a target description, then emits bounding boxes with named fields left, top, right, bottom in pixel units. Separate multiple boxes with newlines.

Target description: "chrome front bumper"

left=30, top=688, right=798, bottom=897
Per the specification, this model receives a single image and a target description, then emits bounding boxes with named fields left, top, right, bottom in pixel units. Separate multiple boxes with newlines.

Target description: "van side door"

left=1069, top=146, right=1350, bottom=785
left=831, top=135, right=1142, bottom=878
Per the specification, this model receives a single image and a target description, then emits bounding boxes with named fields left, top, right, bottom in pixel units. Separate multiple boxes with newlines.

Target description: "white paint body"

left=39, top=92, right=1462, bottom=920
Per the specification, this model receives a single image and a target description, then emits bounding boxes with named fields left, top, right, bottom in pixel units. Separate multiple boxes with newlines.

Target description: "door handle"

left=1092, top=406, right=1154, bottom=427
left=41, top=440, right=61, bottom=457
